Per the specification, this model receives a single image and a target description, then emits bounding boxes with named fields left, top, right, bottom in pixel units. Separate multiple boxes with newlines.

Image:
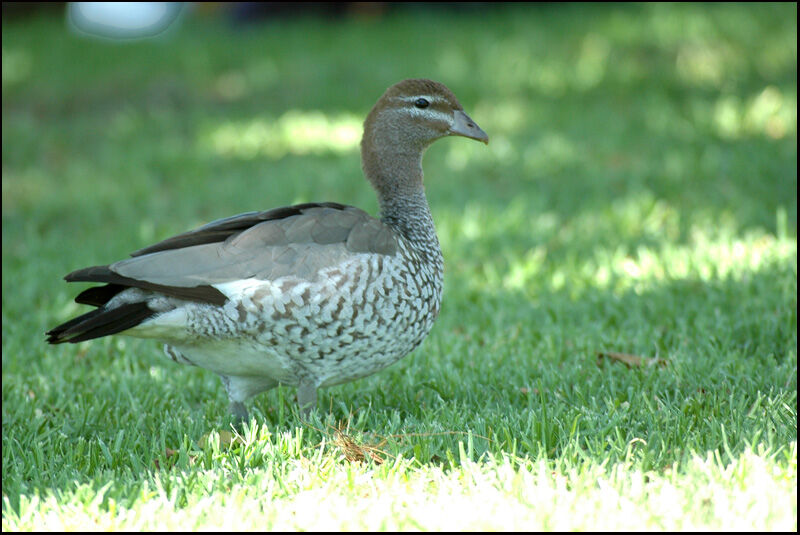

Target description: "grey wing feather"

left=130, top=202, right=349, bottom=257
left=111, top=205, right=398, bottom=290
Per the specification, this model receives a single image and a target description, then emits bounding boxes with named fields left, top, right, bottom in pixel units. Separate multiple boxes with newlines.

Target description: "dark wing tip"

left=46, top=302, right=154, bottom=344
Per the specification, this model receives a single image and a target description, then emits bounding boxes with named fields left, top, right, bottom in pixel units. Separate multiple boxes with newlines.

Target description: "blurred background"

left=2, top=1, right=797, bottom=424
left=2, top=5, right=797, bottom=527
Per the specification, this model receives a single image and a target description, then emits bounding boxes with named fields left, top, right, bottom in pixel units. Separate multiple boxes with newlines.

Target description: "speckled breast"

left=175, top=239, right=443, bottom=388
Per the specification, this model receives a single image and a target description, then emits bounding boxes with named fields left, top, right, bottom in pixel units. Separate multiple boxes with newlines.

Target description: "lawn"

left=2, top=3, right=797, bottom=530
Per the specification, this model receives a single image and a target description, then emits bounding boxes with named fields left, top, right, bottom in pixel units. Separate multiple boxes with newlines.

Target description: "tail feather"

left=75, top=283, right=126, bottom=306
left=45, top=308, right=106, bottom=342
left=46, top=302, right=155, bottom=344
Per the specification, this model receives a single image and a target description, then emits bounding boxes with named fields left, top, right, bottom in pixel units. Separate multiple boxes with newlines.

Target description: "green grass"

left=2, top=3, right=797, bottom=530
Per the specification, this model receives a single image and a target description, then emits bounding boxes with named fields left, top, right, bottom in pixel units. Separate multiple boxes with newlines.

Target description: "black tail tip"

left=44, top=302, right=154, bottom=346
left=45, top=329, right=67, bottom=344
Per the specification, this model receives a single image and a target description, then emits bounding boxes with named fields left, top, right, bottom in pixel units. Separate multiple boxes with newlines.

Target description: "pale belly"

left=131, top=252, right=442, bottom=389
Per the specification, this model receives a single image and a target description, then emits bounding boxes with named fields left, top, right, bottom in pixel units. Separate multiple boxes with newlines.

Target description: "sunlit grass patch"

left=2, top=436, right=795, bottom=530
left=1, top=47, right=33, bottom=86
left=204, top=111, right=362, bottom=160
left=438, top=197, right=796, bottom=298
left=710, top=86, right=797, bottom=140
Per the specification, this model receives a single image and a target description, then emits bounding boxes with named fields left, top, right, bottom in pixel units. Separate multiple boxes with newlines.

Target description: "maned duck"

left=47, top=79, right=489, bottom=420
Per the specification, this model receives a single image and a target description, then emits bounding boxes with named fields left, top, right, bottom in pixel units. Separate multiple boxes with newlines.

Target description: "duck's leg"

left=229, top=400, right=249, bottom=423
left=219, top=375, right=249, bottom=423
left=296, top=380, right=318, bottom=416
left=219, top=374, right=279, bottom=423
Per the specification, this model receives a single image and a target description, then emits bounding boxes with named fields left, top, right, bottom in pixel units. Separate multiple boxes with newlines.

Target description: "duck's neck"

left=362, top=145, right=441, bottom=256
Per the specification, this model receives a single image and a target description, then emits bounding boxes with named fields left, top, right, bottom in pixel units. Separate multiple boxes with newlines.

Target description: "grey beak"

left=450, top=110, right=489, bottom=144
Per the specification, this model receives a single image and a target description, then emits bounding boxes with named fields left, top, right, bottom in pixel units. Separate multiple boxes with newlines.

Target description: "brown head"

left=363, top=79, right=488, bottom=150
left=361, top=79, right=488, bottom=202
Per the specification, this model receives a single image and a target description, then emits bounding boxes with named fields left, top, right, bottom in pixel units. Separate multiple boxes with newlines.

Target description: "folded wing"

left=65, top=203, right=398, bottom=307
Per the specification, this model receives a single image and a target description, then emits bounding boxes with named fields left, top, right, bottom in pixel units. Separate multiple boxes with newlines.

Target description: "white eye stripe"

left=392, top=107, right=453, bottom=122
left=394, top=95, right=449, bottom=106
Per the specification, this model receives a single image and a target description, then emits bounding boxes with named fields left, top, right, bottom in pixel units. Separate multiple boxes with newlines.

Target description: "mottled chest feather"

left=160, top=237, right=443, bottom=387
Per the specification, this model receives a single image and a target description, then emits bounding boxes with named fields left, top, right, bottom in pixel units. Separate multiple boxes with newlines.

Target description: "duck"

left=47, top=79, right=489, bottom=421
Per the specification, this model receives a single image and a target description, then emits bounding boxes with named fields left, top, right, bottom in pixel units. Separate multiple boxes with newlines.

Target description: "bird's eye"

left=414, top=98, right=430, bottom=109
